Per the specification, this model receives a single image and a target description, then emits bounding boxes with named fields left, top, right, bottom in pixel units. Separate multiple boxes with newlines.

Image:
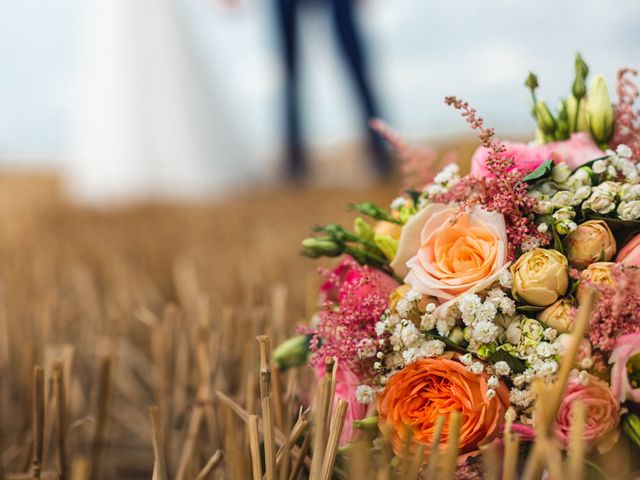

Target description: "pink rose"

left=617, top=233, right=640, bottom=267
left=394, top=204, right=509, bottom=300
left=314, top=363, right=368, bottom=445
left=554, top=374, right=621, bottom=453
left=610, top=332, right=640, bottom=403
left=547, top=133, right=605, bottom=170
left=471, top=142, right=552, bottom=179
left=470, top=133, right=603, bottom=179
left=320, top=256, right=398, bottom=303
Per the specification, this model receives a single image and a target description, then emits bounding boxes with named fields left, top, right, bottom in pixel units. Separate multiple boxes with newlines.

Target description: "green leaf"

left=516, top=305, right=545, bottom=312
left=523, top=159, right=554, bottom=183
left=349, top=202, right=402, bottom=225
left=551, top=226, right=565, bottom=254
left=404, top=189, right=421, bottom=206
left=488, top=349, right=527, bottom=374
left=590, top=215, right=640, bottom=230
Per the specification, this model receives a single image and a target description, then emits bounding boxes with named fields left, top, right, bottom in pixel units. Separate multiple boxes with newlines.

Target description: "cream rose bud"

left=618, top=200, right=640, bottom=221
left=565, top=220, right=616, bottom=269
left=551, top=191, right=574, bottom=208
left=572, top=185, right=592, bottom=204
left=620, top=184, right=640, bottom=202
left=511, top=248, right=569, bottom=306
left=596, top=181, right=621, bottom=195
left=538, top=298, right=575, bottom=333
left=534, top=200, right=554, bottom=215
left=552, top=207, right=576, bottom=221
left=551, top=163, right=572, bottom=183
left=582, top=191, right=615, bottom=214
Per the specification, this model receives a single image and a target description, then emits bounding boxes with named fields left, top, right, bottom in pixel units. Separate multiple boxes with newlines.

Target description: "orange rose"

left=397, top=205, right=508, bottom=300
left=377, top=358, right=509, bottom=458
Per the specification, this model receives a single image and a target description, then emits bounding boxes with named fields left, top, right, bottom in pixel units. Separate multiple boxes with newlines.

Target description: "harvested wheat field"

left=0, top=171, right=409, bottom=479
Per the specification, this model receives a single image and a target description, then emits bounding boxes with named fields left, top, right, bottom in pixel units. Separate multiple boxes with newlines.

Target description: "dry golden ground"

left=0, top=169, right=406, bottom=479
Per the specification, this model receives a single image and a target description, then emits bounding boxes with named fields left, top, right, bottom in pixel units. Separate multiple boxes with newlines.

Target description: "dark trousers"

left=273, top=0, right=391, bottom=178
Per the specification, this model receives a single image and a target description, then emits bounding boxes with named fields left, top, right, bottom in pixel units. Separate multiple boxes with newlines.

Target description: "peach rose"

left=538, top=298, right=575, bottom=333
left=577, top=262, right=614, bottom=304
left=393, top=204, right=508, bottom=300
left=377, top=358, right=509, bottom=459
left=565, top=220, right=616, bottom=269
left=554, top=374, right=621, bottom=453
left=617, top=232, right=640, bottom=267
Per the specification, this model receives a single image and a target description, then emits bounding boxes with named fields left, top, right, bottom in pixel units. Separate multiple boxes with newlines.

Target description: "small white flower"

left=487, top=375, right=500, bottom=389
left=521, top=236, right=542, bottom=252
left=405, top=289, right=421, bottom=303
left=537, top=223, right=549, bottom=233
left=375, top=321, right=387, bottom=337
left=402, top=348, right=420, bottom=364
left=509, top=388, right=534, bottom=408
left=578, top=370, right=589, bottom=385
left=419, top=339, right=445, bottom=358
left=499, top=271, right=513, bottom=289
left=534, top=200, right=554, bottom=215
left=499, top=297, right=516, bottom=316
left=396, top=298, right=413, bottom=316
left=535, top=342, right=555, bottom=358
left=543, top=327, right=558, bottom=341
left=583, top=191, right=615, bottom=214
left=486, top=389, right=497, bottom=399
left=420, top=313, right=437, bottom=331
left=494, top=361, right=511, bottom=376
left=374, top=362, right=382, bottom=371
left=376, top=351, right=384, bottom=359
left=617, top=144, right=633, bottom=159
left=469, top=362, right=485, bottom=375
left=572, top=185, right=592, bottom=204
left=436, top=318, right=452, bottom=337
left=472, top=320, right=499, bottom=344
left=459, top=353, right=473, bottom=365
left=620, top=184, right=640, bottom=202
left=552, top=207, right=576, bottom=221
left=400, top=322, right=421, bottom=347
left=592, top=159, right=608, bottom=174
left=355, top=385, right=376, bottom=404
left=513, top=374, right=526, bottom=387
left=425, top=302, right=436, bottom=314
left=477, top=301, right=498, bottom=323
left=390, top=197, right=407, bottom=210
left=580, top=357, right=594, bottom=369
left=458, top=294, right=482, bottom=325
left=357, top=339, right=377, bottom=359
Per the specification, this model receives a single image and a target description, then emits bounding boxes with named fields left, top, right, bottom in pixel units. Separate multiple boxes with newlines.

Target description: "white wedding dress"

left=69, top=0, right=247, bottom=202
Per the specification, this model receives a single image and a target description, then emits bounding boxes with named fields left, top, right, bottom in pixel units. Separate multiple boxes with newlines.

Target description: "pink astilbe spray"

left=434, top=97, right=549, bottom=259
left=370, top=118, right=438, bottom=190
left=304, top=257, right=394, bottom=374
left=585, top=265, right=640, bottom=353
left=611, top=68, right=640, bottom=160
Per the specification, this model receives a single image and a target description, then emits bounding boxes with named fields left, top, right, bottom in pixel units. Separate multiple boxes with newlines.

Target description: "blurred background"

left=1, top=0, right=640, bottom=201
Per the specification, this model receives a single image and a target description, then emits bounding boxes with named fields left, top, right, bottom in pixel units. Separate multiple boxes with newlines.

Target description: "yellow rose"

left=374, top=221, right=402, bottom=241
left=538, top=298, right=575, bottom=333
left=565, top=220, right=616, bottom=269
left=577, top=261, right=615, bottom=304
left=511, top=248, right=569, bottom=306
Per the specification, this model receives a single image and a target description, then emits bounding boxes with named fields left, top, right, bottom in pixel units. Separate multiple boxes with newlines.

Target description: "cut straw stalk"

left=149, top=406, right=168, bottom=480
left=90, top=355, right=111, bottom=480
left=309, top=357, right=335, bottom=480
left=257, top=335, right=277, bottom=480
left=195, top=450, right=223, bottom=480
left=52, top=362, right=67, bottom=480
left=440, top=411, right=462, bottom=480
left=248, top=415, right=262, bottom=480
left=424, top=414, right=446, bottom=480
left=32, top=366, right=45, bottom=480
left=318, top=399, right=348, bottom=480
left=566, top=400, right=585, bottom=479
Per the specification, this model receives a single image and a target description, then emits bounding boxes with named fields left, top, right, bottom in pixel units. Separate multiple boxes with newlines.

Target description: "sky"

left=0, top=0, right=638, bottom=196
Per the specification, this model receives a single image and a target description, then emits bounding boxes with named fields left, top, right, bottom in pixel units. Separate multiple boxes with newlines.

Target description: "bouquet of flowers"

left=275, top=55, right=640, bottom=476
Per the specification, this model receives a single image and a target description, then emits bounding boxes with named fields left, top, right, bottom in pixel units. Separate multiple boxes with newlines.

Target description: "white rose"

left=617, top=200, right=640, bottom=221
left=595, top=181, right=621, bottom=196
left=617, top=144, right=633, bottom=159
left=592, top=159, right=608, bottom=174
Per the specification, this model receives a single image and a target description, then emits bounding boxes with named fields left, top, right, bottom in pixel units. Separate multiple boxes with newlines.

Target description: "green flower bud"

left=301, top=237, right=342, bottom=256
left=575, top=53, right=589, bottom=79
left=623, top=413, right=640, bottom=447
left=566, top=95, right=589, bottom=133
left=374, top=234, right=397, bottom=262
left=273, top=335, right=311, bottom=370
left=463, top=326, right=473, bottom=343
left=572, top=75, right=587, bottom=101
left=556, top=99, right=570, bottom=140
left=353, top=416, right=379, bottom=432
left=354, top=217, right=374, bottom=241
left=525, top=71, right=539, bottom=91
left=586, top=74, right=614, bottom=144
left=555, top=219, right=577, bottom=235
left=535, top=100, right=557, bottom=135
